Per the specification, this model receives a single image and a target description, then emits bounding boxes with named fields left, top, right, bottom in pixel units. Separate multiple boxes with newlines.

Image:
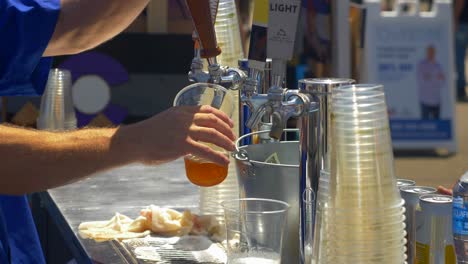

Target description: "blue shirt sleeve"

left=0, top=0, right=60, bottom=96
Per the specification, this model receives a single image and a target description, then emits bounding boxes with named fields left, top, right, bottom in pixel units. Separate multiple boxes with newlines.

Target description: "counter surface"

left=41, top=159, right=198, bottom=263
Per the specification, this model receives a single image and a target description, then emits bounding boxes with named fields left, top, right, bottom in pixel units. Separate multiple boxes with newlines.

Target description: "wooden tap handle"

left=186, top=0, right=221, bottom=58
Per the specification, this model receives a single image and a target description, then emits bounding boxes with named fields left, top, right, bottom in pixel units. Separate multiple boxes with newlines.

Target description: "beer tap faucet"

left=186, top=0, right=246, bottom=90
left=241, top=65, right=267, bottom=117
left=188, top=40, right=210, bottom=84
left=245, top=81, right=316, bottom=140
left=244, top=59, right=295, bottom=132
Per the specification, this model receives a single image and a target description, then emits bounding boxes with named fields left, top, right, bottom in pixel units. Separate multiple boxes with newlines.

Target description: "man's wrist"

left=109, top=125, right=141, bottom=165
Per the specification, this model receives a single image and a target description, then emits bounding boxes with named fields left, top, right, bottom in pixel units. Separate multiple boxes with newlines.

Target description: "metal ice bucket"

left=233, top=129, right=300, bottom=263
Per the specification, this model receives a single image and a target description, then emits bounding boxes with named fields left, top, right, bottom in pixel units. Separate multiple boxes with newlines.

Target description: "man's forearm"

left=0, top=105, right=238, bottom=195
left=44, top=0, right=150, bottom=56
left=0, top=125, right=133, bottom=195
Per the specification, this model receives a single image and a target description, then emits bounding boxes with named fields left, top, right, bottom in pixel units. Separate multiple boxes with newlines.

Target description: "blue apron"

left=0, top=196, right=46, bottom=263
left=0, top=0, right=60, bottom=262
left=0, top=205, right=11, bottom=263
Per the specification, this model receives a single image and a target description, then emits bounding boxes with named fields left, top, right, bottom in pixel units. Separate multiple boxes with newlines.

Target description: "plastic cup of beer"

left=222, top=198, right=290, bottom=264
left=174, top=83, right=235, bottom=187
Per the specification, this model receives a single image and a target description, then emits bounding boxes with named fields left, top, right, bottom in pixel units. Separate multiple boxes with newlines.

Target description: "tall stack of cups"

left=198, top=0, right=244, bottom=223
left=314, top=84, right=407, bottom=263
left=37, top=69, right=77, bottom=131
left=214, top=0, right=244, bottom=67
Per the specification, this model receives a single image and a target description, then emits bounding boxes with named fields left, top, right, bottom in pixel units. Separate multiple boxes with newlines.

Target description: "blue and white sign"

left=362, top=0, right=457, bottom=152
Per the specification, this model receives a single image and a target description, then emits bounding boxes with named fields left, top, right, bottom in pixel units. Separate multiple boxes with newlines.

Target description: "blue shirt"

left=0, top=0, right=60, bottom=263
left=0, top=196, right=46, bottom=263
left=0, top=0, right=60, bottom=96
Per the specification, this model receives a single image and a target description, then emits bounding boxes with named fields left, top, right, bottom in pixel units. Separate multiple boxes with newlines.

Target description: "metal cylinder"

left=297, top=78, right=355, bottom=262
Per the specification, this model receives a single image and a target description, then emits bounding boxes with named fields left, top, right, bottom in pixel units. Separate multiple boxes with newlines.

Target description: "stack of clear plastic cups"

left=214, top=0, right=244, bottom=68
left=314, top=84, right=407, bottom=264
left=37, top=69, right=77, bottom=131
left=199, top=0, right=245, bottom=226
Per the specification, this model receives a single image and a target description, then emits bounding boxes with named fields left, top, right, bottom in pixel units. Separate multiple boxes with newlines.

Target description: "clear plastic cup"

left=330, top=180, right=398, bottom=189
left=174, top=83, right=235, bottom=187
left=329, top=241, right=407, bottom=253
left=329, top=198, right=404, bottom=209
left=334, top=123, right=390, bottom=132
left=331, top=241, right=407, bottom=251
left=332, top=103, right=387, bottom=113
left=330, top=255, right=407, bottom=262
left=328, top=246, right=407, bottom=257
left=214, top=0, right=244, bottom=68
left=324, top=211, right=405, bottom=223
left=325, top=207, right=405, bottom=219
left=332, top=83, right=385, bottom=95
left=329, top=225, right=406, bottom=239
left=330, top=247, right=408, bottom=255
left=329, top=218, right=405, bottom=231
left=327, top=238, right=407, bottom=250
left=329, top=254, right=406, bottom=263
left=329, top=228, right=407, bottom=241
left=328, top=238, right=407, bottom=249
left=329, top=196, right=402, bottom=208
left=334, top=128, right=390, bottom=137
left=222, top=198, right=290, bottom=264
left=331, top=242, right=406, bottom=253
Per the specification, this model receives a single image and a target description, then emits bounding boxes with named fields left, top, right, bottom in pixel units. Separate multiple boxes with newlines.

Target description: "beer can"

left=400, top=186, right=437, bottom=264
left=416, top=194, right=456, bottom=264
left=397, top=179, right=416, bottom=189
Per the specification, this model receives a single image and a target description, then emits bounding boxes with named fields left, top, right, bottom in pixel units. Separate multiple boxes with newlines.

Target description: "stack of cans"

left=400, top=185, right=437, bottom=264
left=397, top=181, right=456, bottom=264
left=313, top=84, right=407, bottom=264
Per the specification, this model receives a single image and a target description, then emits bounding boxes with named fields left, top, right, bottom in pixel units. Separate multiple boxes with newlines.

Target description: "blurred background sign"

left=360, top=0, right=457, bottom=153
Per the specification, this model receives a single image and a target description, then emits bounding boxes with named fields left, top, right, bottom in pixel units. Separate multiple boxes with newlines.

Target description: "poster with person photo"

left=361, top=0, right=457, bottom=152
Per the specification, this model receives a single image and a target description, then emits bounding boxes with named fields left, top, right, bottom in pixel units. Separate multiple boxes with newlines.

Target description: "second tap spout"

left=220, top=68, right=247, bottom=90
left=269, top=94, right=313, bottom=140
left=244, top=94, right=270, bottom=129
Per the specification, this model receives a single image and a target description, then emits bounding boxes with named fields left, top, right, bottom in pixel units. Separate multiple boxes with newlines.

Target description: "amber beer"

left=184, top=155, right=228, bottom=187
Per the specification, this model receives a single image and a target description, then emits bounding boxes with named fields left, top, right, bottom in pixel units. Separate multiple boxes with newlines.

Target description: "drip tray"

left=111, top=236, right=227, bottom=264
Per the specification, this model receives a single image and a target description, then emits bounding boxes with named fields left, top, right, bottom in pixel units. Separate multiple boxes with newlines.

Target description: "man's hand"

left=437, top=185, right=454, bottom=196
left=116, top=105, right=236, bottom=166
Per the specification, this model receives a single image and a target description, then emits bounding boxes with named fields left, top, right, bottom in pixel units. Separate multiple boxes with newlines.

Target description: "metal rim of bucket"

left=234, top=129, right=299, bottom=168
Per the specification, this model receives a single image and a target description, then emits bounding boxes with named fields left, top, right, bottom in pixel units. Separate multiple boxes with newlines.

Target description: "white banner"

left=362, top=0, right=457, bottom=152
